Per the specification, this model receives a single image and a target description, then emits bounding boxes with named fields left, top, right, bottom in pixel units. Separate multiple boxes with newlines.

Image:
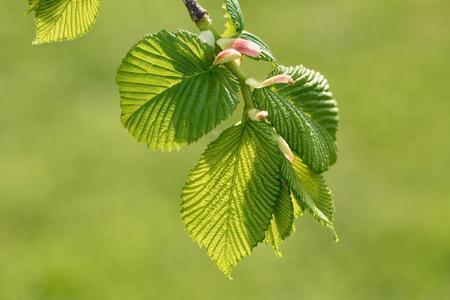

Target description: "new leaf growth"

left=117, top=0, right=340, bottom=277
left=25, top=0, right=340, bottom=278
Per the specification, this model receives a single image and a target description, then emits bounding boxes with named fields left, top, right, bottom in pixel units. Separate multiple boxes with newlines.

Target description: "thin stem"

left=225, top=61, right=247, bottom=82
left=240, top=84, right=255, bottom=111
left=225, top=61, right=254, bottom=111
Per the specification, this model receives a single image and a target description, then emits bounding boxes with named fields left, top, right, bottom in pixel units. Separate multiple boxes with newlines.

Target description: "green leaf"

left=26, top=0, right=40, bottom=15
left=293, top=156, right=335, bottom=223
left=281, top=156, right=338, bottom=241
left=270, top=65, right=339, bottom=140
left=117, top=30, right=240, bottom=152
left=254, top=84, right=337, bottom=173
left=292, top=191, right=303, bottom=218
left=240, top=31, right=276, bottom=62
left=30, top=0, right=101, bottom=44
left=222, top=0, right=245, bottom=37
left=264, top=182, right=295, bottom=257
left=182, top=121, right=282, bottom=276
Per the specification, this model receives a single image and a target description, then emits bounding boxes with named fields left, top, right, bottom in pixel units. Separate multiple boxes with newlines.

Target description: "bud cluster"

left=212, top=38, right=295, bottom=89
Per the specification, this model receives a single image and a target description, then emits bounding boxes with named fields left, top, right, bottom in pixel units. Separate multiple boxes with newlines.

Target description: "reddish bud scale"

left=230, top=38, right=262, bottom=58
left=263, top=74, right=294, bottom=86
left=214, top=49, right=242, bottom=65
left=245, top=74, right=295, bottom=89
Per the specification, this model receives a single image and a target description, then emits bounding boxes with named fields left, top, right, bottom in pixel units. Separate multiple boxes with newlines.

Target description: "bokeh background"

left=1, top=0, right=449, bottom=299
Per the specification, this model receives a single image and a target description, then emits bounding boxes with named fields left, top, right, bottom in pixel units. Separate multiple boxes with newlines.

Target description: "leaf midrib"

left=218, top=125, right=247, bottom=265
left=37, top=0, right=73, bottom=40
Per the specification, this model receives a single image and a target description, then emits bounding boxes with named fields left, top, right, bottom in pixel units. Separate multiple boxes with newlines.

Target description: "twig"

left=182, top=0, right=207, bottom=23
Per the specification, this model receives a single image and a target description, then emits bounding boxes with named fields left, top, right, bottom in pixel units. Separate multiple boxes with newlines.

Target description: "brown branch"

left=182, top=0, right=208, bottom=23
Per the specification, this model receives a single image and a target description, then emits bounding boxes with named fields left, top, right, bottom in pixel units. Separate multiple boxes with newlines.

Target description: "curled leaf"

left=222, top=0, right=245, bottom=37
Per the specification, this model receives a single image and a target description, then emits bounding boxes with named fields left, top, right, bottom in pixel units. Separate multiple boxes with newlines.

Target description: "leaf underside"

left=182, top=121, right=283, bottom=276
left=30, top=0, right=101, bottom=44
left=117, top=30, right=240, bottom=151
left=254, top=65, right=338, bottom=173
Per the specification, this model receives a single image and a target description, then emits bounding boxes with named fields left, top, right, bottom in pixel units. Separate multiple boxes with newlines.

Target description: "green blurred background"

left=1, top=0, right=449, bottom=299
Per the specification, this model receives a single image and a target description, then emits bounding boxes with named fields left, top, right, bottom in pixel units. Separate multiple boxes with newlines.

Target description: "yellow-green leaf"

left=30, top=0, right=101, bottom=44
left=222, top=0, right=245, bottom=37
left=282, top=156, right=338, bottom=241
left=264, top=183, right=295, bottom=257
left=182, top=121, right=282, bottom=276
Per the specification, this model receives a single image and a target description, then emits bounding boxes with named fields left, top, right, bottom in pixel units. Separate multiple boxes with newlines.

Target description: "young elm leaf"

left=264, top=183, right=296, bottom=257
left=281, top=156, right=338, bottom=241
left=116, top=30, right=240, bottom=152
left=254, top=86, right=337, bottom=173
left=30, top=0, right=101, bottom=44
left=270, top=65, right=339, bottom=140
left=182, top=121, right=283, bottom=277
left=222, top=0, right=245, bottom=37
left=26, top=0, right=40, bottom=15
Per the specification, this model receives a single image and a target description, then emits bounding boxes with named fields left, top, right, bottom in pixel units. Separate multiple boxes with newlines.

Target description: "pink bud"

left=255, top=111, right=269, bottom=121
left=246, top=75, right=294, bottom=89
left=230, top=38, right=262, bottom=58
left=248, top=108, right=269, bottom=121
left=261, top=74, right=294, bottom=87
left=214, top=48, right=242, bottom=65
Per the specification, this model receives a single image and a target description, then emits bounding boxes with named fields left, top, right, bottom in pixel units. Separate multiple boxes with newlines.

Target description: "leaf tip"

left=274, top=249, right=283, bottom=258
left=215, top=262, right=235, bottom=279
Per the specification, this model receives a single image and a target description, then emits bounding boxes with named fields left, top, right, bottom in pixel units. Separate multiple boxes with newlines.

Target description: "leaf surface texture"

left=117, top=30, right=240, bottom=151
left=182, top=121, right=282, bottom=276
left=30, top=0, right=101, bottom=44
left=254, top=65, right=338, bottom=172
